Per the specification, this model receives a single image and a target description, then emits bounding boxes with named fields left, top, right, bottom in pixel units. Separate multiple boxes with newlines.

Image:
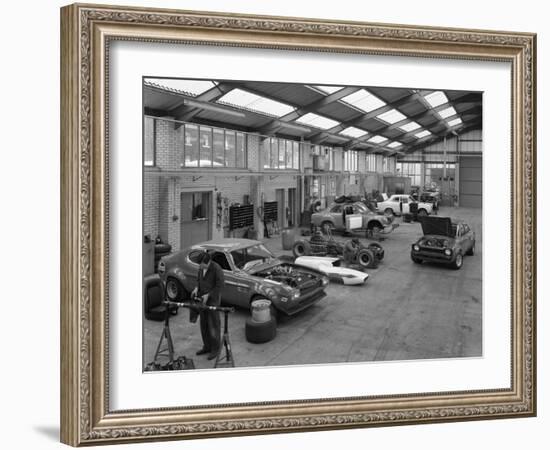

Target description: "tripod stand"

left=214, top=309, right=235, bottom=368
left=153, top=306, right=175, bottom=363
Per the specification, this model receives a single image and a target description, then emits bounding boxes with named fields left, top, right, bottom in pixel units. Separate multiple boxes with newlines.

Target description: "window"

left=231, top=244, right=274, bottom=271
left=144, top=117, right=155, bottom=166
left=184, top=124, right=199, bottom=167
left=366, top=154, right=376, bottom=171
left=188, top=250, right=205, bottom=265
left=236, top=132, right=245, bottom=168
left=401, top=196, right=409, bottom=204
left=199, top=126, right=213, bottom=167
left=211, top=252, right=231, bottom=271
left=397, top=162, right=422, bottom=186
left=225, top=132, right=236, bottom=167
left=330, top=205, right=343, bottom=213
left=263, top=137, right=301, bottom=170
left=345, top=150, right=358, bottom=172
left=192, top=193, right=207, bottom=220
left=213, top=128, right=225, bottom=167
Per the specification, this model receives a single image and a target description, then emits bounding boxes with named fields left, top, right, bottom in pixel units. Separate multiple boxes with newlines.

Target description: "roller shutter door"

left=459, top=156, right=482, bottom=208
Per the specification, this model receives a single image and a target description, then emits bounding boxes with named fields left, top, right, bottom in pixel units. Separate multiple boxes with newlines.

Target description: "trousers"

left=199, top=309, right=220, bottom=353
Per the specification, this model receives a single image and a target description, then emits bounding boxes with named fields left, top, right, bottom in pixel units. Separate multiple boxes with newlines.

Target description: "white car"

left=294, top=256, right=369, bottom=285
left=377, top=194, right=433, bottom=216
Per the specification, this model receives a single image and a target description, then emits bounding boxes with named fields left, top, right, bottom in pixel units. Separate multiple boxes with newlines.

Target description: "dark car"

left=158, top=238, right=328, bottom=316
left=410, top=216, right=475, bottom=270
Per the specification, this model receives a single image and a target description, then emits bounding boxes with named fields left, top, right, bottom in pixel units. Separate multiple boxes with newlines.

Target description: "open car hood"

left=419, top=216, right=454, bottom=237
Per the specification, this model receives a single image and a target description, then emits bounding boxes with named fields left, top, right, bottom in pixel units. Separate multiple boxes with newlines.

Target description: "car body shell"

left=294, top=256, right=369, bottom=285
left=311, top=201, right=394, bottom=232
left=377, top=194, right=433, bottom=215
left=410, top=217, right=475, bottom=266
left=158, top=238, right=328, bottom=316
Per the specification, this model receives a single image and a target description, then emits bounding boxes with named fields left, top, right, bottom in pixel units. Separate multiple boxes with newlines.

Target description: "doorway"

left=180, top=191, right=211, bottom=249
left=288, top=188, right=297, bottom=227
left=276, top=189, right=286, bottom=229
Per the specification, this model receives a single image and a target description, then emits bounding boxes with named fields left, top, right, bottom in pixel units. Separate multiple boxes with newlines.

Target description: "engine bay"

left=420, top=237, right=450, bottom=248
left=256, top=264, right=318, bottom=288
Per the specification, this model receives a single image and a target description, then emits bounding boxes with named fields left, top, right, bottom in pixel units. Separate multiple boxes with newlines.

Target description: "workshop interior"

left=142, top=78, right=482, bottom=371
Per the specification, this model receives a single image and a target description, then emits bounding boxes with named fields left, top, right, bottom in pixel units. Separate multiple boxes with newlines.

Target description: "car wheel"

left=357, top=248, right=377, bottom=269
left=292, top=240, right=311, bottom=258
left=417, top=209, right=428, bottom=216
left=452, top=252, right=464, bottom=270
left=321, top=221, right=334, bottom=235
left=165, top=278, right=183, bottom=301
left=466, top=242, right=475, bottom=256
left=384, top=208, right=394, bottom=217
left=411, top=256, right=423, bottom=264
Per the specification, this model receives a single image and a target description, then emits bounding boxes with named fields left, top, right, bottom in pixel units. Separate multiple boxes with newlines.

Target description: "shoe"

left=207, top=351, right=220, bottom=360
left=196, top=348, right=209, bottom=356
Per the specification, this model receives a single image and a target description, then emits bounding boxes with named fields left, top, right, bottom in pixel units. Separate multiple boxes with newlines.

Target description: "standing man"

left=191, top=251, right=225, bottom=360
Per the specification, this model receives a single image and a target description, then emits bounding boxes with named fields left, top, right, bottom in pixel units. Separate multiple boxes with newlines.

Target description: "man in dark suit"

left=191, top=251, right=225, bottom=360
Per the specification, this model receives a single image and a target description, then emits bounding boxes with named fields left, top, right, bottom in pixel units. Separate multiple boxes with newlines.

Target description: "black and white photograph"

left=142, top=78, right=483, bottom=371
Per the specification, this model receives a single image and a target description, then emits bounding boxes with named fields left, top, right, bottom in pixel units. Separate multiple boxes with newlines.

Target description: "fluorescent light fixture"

left=217, top=88, right=295, bottom=117
left=313, top=85, right=343, bottom=94
left=340, top=89, right=386, bottom=112
left=377, top=109, right=407, bottom=124
left=144, top=78, right=216, bottom=96
left=295, top=112, right=340, bottom=129
left=424, top=91, right=448, bottom=108
left=414, top=130, right=432, bottom=139
left=448, top=118, right=463, bottom=127
left=367, top=135, right=388, bottom=144
left=339, top=127, right=368, bottom=138
left=387, top=141, right=402, bottom=149
left=399, top=121, right=421, bottom=132
left=438, top=106, right=457, bottom=119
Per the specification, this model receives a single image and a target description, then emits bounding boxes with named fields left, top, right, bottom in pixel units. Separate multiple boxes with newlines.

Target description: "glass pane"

left=199, top=126, right=212, bottom=167
left=293, top=142, right=300, bottom=169
left=286, top=140, right=293, bottom=168
left=270, top=138, right=278, bottom=168
left=236, top=132, right=245, bottom=168
left=184, top=124, right=199, bottom=167
left=278, top=140, right=286, bottom=169
left=175, top=124, right=184, bottom=168
left=262, top=139, right=270, bottom=169
left=144, top=117, right=155, bottom=166
left=225, top=131, right=236, bottom=167
left=192, top=192, right=207, bottom=219
left=213, top=128, right=225, bottom=167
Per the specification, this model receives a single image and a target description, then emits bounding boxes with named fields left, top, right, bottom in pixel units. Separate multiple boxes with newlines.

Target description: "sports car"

left=410, top=216, right=475, bottom=270
left=158, top=238, right=328, bottom=316
left=294, top=256, right=369, bottom=285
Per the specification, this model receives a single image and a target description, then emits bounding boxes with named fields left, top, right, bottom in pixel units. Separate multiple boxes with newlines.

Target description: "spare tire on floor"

left=245, top=317, right=277, bottom=344
left=356, top=248, right=378, bottom=269
left=368, top=242, right=385, bottom=261
left=292, top=240, right=311, bottom=258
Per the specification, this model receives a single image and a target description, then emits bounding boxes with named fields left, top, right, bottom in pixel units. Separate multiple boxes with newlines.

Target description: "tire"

left=165, top=277, right=184, bottom=301
left=417, top=209, right=428, bottom=216
left=368, top=221, right=382, bottom=236
left=321, top=221, right=334, bottom=235
left=411, top=256, right=423, bottom=264
left=384, top=208, right=394, bottom=217
left=292, top=240, right=311, bottom=258
left=451, top=252, right=464, bottom=270
left=466, top=242, right=475, bottom=256
left=368, top=242, right=385, bottom=261
left=357, top=248, right=377, bottom=269
left=245, top=316, right=277, bottom=343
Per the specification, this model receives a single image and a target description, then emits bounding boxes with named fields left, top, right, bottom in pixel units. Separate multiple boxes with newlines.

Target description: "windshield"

left=231, top=244, right=275, bottom=270
left=354, top=203, right=367, bottom=212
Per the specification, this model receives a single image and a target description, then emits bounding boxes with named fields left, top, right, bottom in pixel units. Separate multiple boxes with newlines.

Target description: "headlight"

left=321, top=277, right=329, bottom=286
left=290, top=289, right=300, bottom=300
left=444, top=248, right=452, bottom=256
left=413, top=244, right=420, bottom=251
left=158, top=260, right=165, bottom=274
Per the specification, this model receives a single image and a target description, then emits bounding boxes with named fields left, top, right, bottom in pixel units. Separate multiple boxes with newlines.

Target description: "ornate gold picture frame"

left=60, top=3, right=536, bottom=446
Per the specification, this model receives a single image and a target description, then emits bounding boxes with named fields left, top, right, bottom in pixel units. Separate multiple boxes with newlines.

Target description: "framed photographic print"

left=60, top=3, right=537, bottom=446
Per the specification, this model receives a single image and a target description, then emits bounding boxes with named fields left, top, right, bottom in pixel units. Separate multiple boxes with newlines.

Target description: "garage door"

left=459, top=156, right=482, bottom=208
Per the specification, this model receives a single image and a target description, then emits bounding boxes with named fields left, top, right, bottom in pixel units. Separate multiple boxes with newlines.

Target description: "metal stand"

left=214, top=310, right=235, bottom=368
left=153, top=307, right=175, bottom=363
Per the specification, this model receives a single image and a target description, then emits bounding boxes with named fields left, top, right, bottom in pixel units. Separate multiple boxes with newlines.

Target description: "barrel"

left=251, top=299, right=272, bottom=323
left=281, top=228, right=296, bottom=250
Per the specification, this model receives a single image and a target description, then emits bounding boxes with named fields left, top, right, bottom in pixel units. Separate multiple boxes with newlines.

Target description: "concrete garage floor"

left=143, top=207, right=482, bottom=370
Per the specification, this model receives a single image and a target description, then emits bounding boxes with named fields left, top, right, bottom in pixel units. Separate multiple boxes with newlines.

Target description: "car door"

left=400, top=195, right=410, bottom=214
left=455, top=225, right=468, bottom=253
left=330, top=204, right=344, bottom=228
left=388, top=196, right=400, bottom=214
left=462, top=224, right=475, bottom=252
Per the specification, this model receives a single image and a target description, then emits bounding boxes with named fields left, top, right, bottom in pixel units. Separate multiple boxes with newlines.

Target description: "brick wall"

left=143, top=172, right=160, bottom=239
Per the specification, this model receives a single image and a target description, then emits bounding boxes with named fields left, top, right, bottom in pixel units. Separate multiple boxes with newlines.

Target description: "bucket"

left=281, top=228, right=296, bottom=250
left=251, top=299, right=272, bottom=323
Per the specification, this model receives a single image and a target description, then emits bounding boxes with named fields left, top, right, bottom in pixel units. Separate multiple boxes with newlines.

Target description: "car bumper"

left=279, top=288, right=326, bottom=316
left=411, top=250, right=455, bottom=263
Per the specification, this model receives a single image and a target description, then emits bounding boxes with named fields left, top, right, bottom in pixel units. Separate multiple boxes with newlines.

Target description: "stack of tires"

left=154, top=239, right=172, bottom=273
left=245, top=299, right=277, bottom=344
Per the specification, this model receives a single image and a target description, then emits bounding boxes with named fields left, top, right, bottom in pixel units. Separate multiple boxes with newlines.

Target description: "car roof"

left=190, top=238, right=262, bottom=252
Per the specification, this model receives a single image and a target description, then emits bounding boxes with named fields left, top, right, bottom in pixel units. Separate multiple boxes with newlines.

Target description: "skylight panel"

left=398, top=121, right=421, bottom=132
left=424, top=91, right=448, bottom=108
left=438, top=106, right=457, bottom=119
left=217, top=88, right=295, bottom=117
left=313, top=85, right=343, bottom=95
left=377, top=109, right=407, bottom=124
left=295, top=112, right=339, bottom=130
left=414, top=130, right=432, bottom=139
left=367, top=135, right=388, bottom=144
left=448, top=118, right=463, bottom=127
left=145, top=78, right=216, bottom=96
left=340, top=89, right=386, bottom=113
left=339, top=127, right=368, bottom=138
left=387, top=141, right=402, bottom=149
